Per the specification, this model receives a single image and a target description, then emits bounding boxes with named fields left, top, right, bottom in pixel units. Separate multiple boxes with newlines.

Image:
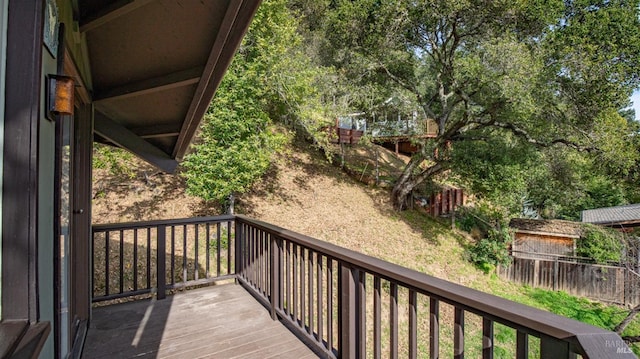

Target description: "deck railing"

left=91, top=215, right=235, bottom=302
left=92, top=215, right=635, bottom=358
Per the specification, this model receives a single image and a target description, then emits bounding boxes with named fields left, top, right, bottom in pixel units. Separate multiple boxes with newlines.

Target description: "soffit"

left=79, top=0, right=260, bottom=172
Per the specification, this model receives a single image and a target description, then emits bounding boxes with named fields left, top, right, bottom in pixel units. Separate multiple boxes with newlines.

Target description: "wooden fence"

left=422, top=187, right=464, bottom=217
left=498, top=255, right=640, bottom=306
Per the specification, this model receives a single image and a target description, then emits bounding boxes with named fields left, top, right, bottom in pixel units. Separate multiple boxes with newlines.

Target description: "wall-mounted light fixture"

left=47, top=74, right=74, bottom=120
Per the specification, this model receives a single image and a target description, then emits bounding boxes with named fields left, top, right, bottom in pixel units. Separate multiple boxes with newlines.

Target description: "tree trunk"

left=391, top=161, right=444, bottom=210
left=615, top=304, right=640, bottom=336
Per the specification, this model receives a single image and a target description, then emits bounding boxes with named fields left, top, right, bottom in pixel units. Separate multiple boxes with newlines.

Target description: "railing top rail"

left=235, top=215, right=631, bottom=357
left=92, top=215, right=235, bottom=232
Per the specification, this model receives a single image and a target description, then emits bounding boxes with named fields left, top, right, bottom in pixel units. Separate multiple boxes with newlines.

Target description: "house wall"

left=0, top=0, right=8, bottom=320
left=38, top=48, right=58, bottom=358
left=512, top=233, right=576, bottom=259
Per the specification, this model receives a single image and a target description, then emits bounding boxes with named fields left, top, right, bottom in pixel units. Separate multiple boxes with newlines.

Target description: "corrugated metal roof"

left=581, top=203, right=640, bottom=225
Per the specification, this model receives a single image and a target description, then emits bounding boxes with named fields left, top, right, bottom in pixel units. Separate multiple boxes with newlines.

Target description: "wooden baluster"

left=430, top=298, right=439, bottom=359
left=327, top=258, right=334, bottom=351
left=409, top=290, right=417, bottom=359
left=390, top=283, right=398, bottom=359
left=170, top=226, right=175, bottom=285
left=308, top=250, right=314, bottom=335
left=317, top=253, right=323, bottom=343
left=483, top=318, right=494, bottom=359
left=339, top=263, right=357, bottom=359
left=454, top=307, right=464, bottom=359
left=358, top=272, right=366, bottom=356
left=194, top=224, right=199, bottom=281
left=119, top=230, right=124, bottom=294
left=269, top=235, right=281, bottom=320
left=205, top=223, right=210, bottom=278
left=374, top=277, right=382, bottom=359
left=157, top=225, right=166, bottom=300
left=517, top=331, right=528, bottom=359
left=105, top=231, right=110, bottom=296
left=133, top=229, right=138, bottom=291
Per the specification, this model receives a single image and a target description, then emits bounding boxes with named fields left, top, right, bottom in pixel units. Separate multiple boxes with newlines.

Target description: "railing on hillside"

left=91, top=215, right=235, bottom=302
left=92, top=215, right=634, bottom=358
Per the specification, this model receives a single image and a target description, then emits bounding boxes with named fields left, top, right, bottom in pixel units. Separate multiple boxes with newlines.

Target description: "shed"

left=581, top=203, right=640, bottom=231
left=509, top=218, right=583, bottom=259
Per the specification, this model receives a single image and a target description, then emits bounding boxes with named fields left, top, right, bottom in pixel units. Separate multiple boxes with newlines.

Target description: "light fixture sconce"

left=47, top=74, right=74, bottom=120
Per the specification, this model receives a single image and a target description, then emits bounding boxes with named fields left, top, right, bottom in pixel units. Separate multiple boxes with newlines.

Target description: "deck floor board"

left=83, top=284, right=318, bottom=358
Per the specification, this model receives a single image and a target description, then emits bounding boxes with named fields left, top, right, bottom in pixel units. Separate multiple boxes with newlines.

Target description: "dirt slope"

left=92, top=140, right=510, bottom=291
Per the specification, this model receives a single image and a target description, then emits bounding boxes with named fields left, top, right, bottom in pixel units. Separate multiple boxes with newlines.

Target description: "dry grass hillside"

left=92, top=139, right=519, bottom=293
left=93, top=139, right=640, bottom=356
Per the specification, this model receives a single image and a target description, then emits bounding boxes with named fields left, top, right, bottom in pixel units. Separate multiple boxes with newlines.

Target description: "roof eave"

left=173, top=0, right=262, bottom=161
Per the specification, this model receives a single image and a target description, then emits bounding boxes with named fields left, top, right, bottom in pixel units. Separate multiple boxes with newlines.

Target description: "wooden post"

left=157, top=225, right=166, bottom=300
left=540, top=335, right=571, bottom=359
left=454, top=307, right=464, bottom=359
left=375, top=146, right=380, bottom=186
left=517, top=332, right=529, bottom=358
left=235, top=221, right=243, bottom=279
left=430, top=298, right=439, bottom=358
left=269, top=235, right=281, bottom=320
left=339, top=263, right=357, bottom=358
left=553, top=257, right=559, bottom=291
left=483, top=318, right=494, bottom=359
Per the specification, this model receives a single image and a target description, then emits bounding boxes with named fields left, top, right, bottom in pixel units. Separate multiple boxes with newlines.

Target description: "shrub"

left=458, top=204, right=512, bottom=272
left=577, top=224, right=623, bottom=264
left=468, top=227, right=513, bottom=273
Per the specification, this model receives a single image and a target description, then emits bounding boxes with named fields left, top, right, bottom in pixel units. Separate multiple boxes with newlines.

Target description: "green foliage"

left=182, top=0, right=306, bottom=203
left=468, top=228, right=513, bottom=273
left=319, top=0, right=640, bottom=210
left=525, top=149, right=629, bottom=220
left=458, top=205, right=512, bottom=272
left=451, top=135, right=538, bottom=214
left=93, top=143, right=136, bottom=179
left=577, top=224, right=624, bottom=264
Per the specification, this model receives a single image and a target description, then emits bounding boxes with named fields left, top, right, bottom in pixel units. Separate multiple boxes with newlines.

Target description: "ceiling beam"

left=80, top=0, right=155, bottom=33
left=130, top=124, right=181, bottom=139
left=93, top=66, right=203, bottom=103
left=173, top=0, right=262, bottom=160
left=94, top=111, right=178, bottom=173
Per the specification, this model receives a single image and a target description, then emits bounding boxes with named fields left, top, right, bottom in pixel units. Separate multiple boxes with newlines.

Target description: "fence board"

left=499, top=257, right=637, bottom=305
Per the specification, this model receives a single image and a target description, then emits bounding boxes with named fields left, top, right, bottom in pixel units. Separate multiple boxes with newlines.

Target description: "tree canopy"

left=182, top=0, right=311, bottom=205
left=316, top=0, right=640, bottom=213
left=183, top=0, right=640, bottom=219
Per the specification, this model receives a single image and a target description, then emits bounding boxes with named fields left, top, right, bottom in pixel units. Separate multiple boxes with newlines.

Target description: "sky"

left=632, top=89, right=640, bottom=121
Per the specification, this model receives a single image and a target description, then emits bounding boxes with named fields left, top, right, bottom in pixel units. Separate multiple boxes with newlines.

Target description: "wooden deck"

left=83, top=284, right=318, bottom=358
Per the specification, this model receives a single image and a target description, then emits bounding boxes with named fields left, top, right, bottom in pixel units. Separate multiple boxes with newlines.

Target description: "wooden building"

left=509, top=218, right=583, bottom=259
left=582, top=203, right=640, bottom=231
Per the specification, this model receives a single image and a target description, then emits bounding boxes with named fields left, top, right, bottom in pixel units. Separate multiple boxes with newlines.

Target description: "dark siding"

left=2, top=0, right=44, bottom=321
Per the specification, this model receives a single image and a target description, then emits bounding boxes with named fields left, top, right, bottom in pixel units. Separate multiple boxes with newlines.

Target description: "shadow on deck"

left=83, top=284, right=317, bottom=358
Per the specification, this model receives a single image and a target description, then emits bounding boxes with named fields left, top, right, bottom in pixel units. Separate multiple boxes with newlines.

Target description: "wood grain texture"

left=83, top=284, right=317, bottom=358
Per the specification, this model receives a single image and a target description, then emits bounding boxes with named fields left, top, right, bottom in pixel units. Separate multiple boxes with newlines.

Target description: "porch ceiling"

left=80, top=0, right=260, bottom=173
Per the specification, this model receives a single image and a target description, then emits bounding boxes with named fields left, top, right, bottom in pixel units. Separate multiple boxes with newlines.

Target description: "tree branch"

left=489, top=121, right=596, bottom=152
